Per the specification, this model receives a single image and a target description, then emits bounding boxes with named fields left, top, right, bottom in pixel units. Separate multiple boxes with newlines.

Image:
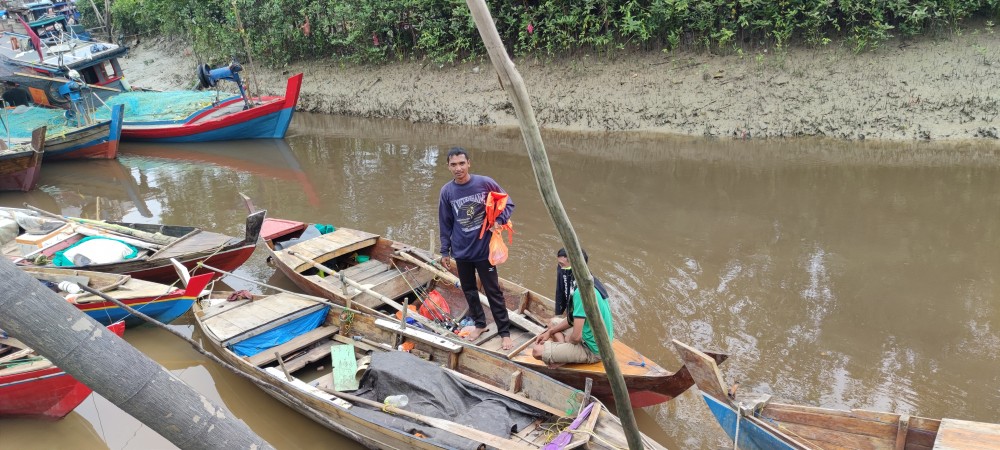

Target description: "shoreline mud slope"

left=122, top=30, right=1000, bottom=141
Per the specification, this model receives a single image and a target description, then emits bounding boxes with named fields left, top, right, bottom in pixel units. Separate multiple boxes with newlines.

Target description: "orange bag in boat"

left=488, top=222, right=513, bottom=265
left=419, top=289, right=451, bottom=321
left=479, top=191, right=514, bottom=265
left=395, top=304, right=418, bottom=320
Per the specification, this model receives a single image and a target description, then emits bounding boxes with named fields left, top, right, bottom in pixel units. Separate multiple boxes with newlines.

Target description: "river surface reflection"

left=1, top=113, right=999, bottom=449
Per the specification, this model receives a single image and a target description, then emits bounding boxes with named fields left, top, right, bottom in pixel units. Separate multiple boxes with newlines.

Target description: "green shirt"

left=571, top=287, right=614, bottom=354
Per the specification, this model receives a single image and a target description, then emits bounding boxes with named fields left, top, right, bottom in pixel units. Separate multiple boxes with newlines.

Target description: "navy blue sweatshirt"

left=438, top=174, right=514, bottom=261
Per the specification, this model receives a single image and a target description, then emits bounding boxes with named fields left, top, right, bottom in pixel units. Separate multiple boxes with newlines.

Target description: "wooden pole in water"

left=0, top=258, right=273, bottom=449
left=463, top=2, right=644, bottom=448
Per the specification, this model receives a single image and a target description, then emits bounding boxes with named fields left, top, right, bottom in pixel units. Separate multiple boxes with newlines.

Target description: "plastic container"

left=384, top=394, right=409, bottom=408
left=58, top=281, right=82, bottom=294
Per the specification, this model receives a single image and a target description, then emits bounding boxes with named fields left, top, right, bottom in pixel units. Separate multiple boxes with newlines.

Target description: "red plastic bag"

left=419, top=289, right=451, bottom=321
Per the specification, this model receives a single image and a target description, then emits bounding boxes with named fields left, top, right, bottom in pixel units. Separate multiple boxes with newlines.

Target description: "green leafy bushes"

left=110, top=0, right=1000, bottom=65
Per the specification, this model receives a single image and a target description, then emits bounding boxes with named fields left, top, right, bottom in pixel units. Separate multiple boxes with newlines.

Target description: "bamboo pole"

left=463, top=2, right=644, bottom=448
left=0, top=259, right=273, bottom=449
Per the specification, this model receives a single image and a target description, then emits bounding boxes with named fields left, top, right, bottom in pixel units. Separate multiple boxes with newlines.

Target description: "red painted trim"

left=283, top=73, right=304, bottom=109
left=0, top=322, right=124, bottom=419
left=44, top=141, right=118, bottom=161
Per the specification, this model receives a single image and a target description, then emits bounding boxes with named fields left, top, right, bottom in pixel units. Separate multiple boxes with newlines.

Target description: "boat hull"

left=0, top=128, right=45, bottom=191
left=43, top=105, right=124, bottom=160
left=120, top=74, right=302, bottom=143
left=27, top=210, right=265, bottom=285
left=0, top=321, right=125, bottom=419
left=703, top=392, right=792, bottom=450
left=77, top=297, right=195, bottom=327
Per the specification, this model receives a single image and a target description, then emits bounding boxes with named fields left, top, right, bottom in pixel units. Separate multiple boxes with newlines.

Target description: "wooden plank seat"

left=148, top=230, right=236, bottom=261
left=274, top=228, right=380, bottom=273
left=282, top=345, right=336, bottom=373
left=305, top=264, right=436, bottom=310
left=373, top=318, right=462, bottom=353
left=933, top=418, right=1000, bottom=449
left=201, top=292, right=326, bottom=346
left=248, top=325, right=339, bottom=367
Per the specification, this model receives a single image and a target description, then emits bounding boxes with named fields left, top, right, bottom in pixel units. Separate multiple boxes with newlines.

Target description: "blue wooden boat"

left=673, top=340, right=1000, bottom=450
left=23, top=267, right=213, bottom=327
left=92, top=72, right=303, bottom=143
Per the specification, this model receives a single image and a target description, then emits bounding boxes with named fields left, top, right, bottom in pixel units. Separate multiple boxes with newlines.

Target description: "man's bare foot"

left=501, top=336, right=514, bottom=351
left=461, top=325, right=487, bottom=341
left=547, top=362, right=566, bottom=369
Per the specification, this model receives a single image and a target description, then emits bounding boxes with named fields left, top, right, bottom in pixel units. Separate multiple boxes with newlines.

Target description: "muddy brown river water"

left=1, top=113, right=999, bottom=449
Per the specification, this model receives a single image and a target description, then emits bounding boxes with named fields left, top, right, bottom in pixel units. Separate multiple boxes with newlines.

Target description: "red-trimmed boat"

left=0, top=321, right=125, bottom=419
left=94, top=71, right=303, bottom=143
left=0, top=127, right=45, bottom=191
left=23, top=267, right=213, bottom=327
left=8, top=209, right=266, bottom=284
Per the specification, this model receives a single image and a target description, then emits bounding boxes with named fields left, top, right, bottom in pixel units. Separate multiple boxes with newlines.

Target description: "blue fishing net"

left=93, top=90, right=238, bottom=123
left=0, top=106, right=81, bottom=139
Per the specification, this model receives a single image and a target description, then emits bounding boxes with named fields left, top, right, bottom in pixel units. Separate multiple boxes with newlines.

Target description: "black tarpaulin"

left=350, top=351, right=547, bottom=449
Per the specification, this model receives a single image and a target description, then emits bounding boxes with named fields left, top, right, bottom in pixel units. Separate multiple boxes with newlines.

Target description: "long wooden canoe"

left=193, top=289, right=667, bottom=449
left=7, top=209, right=265, bottom=284
left=261, top=218, right=726, bottom=407
left=673, top=340, right=1000, bottom=450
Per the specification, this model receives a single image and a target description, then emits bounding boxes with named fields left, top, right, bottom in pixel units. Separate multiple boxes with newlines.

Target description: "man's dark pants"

left=455, top=259, right=511, bottom=338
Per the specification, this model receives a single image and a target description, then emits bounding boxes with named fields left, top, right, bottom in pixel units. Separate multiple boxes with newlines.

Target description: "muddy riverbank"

left=122, top=29, right=1000, bottom=141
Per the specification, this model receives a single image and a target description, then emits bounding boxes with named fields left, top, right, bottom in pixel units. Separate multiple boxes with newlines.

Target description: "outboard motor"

left=196, top=61, right=252, bottom=110
left=57, top=70, right=87, bottom=126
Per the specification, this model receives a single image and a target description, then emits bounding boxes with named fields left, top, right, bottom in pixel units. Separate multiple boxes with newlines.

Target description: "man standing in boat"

left=438, top=147, right=515, bottom=350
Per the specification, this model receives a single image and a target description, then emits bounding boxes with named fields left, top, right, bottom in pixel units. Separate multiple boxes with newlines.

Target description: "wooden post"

left=0, top=258, right=273, bottom=449
left=275, top=352, right=292, bottom=381
left=463, top=2, right=644, bottom=448
left=104, top=0, right=112, bottom=42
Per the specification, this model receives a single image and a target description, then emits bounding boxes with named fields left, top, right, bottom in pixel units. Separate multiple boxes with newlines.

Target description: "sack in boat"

left=54, top=236, right=139, bottom=267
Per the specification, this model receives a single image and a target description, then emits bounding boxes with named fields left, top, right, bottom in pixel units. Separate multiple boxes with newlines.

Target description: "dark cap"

left=556, top=247, right=588, bottom=262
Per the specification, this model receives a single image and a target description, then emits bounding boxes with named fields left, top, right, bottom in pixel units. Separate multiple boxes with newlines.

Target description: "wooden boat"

left=673, top=341, right=1000, bottom=450
left=0, top=16, right=129, bottom=106
left=261, top=218, right=727, bottom=408
left=91, top=73, right=303, bottom=143
left=0, top=321, right=125, bottom=419
left=193, top=289, right=667, bottom=450
left=0, top=126, right=45, bottom=191
left=4, top=104, right=124, bottom=160
left=6, top=208, right=266, bottom=284
left=23, top=267, right=213, bottom=327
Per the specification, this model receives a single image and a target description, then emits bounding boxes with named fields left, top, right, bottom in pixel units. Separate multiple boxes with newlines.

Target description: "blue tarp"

left=230, top=306, right=330, bottom=358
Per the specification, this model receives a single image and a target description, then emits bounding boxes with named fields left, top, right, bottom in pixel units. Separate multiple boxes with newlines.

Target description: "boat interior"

left=261, top=220, right=682, bottom=388
left=264, top=220, right=547, bottom=356
left=196, top=292, right=612, bottom=448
